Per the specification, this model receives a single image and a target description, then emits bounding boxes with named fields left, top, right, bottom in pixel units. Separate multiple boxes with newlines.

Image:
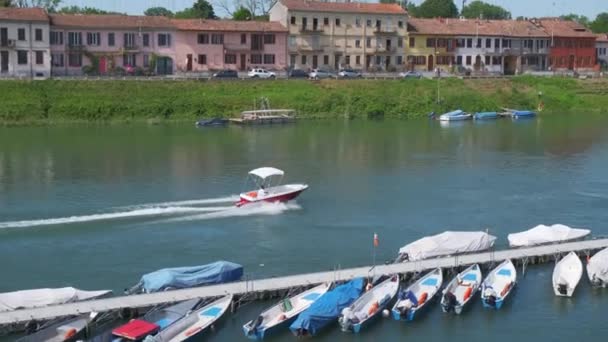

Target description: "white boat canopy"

left=507, top=224, right=591, bottom=248
left=398, top=231, right=496, bottom=261
left=248, top=167, right=285, bottom=179
left=0, top=287, right=111, bottom=312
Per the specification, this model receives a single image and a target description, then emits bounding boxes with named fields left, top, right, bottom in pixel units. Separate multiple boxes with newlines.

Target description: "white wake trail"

left=124, top=196, right=239, bottom=209
left=166, top=201, right=302, bottom=223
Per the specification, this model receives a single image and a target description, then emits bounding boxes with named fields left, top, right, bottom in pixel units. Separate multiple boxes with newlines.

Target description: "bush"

left=82, top=65, right=97, bottom=76
left=111, top=67, right=126, bottom=76
left=134, top=67, right=145, bottom=76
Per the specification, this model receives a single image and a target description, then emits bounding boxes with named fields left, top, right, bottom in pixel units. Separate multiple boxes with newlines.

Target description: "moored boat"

left=511, top=110, right=536, bottom=119
left=16, top=312, right=99, bottom=342
left=587, top=247, right=608, bottom=287
left=473, top=112, right=498, bottom=120
left=236, top=167, right=308, bottom=207
left=481, top=260, right=517, bottom=309
left=0, top=287, right=111, bottom=312
left=392, top=268, right=443, bottom=321
left=439, top=110, right=472, bottom=121
left=508, top=224, right=590, bottom=248
left=195, top=118, right=229, bottom=127
left=243, top=283, right=331, bottom=340
left=396, top=231, right=496, bottom=262
left=441, top=264, right=482, bottom=315
left=339, top=276, right=399, bottom=333
left=553, top=251, right=583, bottom=297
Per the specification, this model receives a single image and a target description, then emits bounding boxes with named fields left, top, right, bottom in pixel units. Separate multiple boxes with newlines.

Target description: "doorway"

left=568, top=55, right=575, bottom=70
left=157, top=57, right=173, bottom=75
left=427, top=54, right=434, bottom=71
left=0, top=51, right=8, bottom=72
left=99, top=56, right=107, bottom=74
left=240, top=54, right=246, bottom=71
left=186, top=54, right=193, bottom=71
left=312, top=55, right=318, bottom=68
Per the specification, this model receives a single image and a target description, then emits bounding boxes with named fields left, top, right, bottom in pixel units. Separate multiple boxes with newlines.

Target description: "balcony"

left=299, top=26, right=323, bottom=34
left=297, top=45, right=326, bottom=52
left=67, top=44, right=86, bottom=51
left=375, top=46, right=397, bottom=53
left=374, top=27, right=397, bottom=35
left=123, top=44, right=139, bottom=51
left=0, top=39, right=15, bottom=48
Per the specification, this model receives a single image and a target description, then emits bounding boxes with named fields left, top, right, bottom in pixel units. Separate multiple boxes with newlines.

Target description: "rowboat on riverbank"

left=439, top=110, right=472, bottom=121
left=236, top=167, right=308, bottom=207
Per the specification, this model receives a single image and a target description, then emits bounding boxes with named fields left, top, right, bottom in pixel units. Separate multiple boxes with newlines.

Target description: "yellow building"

left=270, top=0, right=408, bottom=71
left=406, top=18, right=456, bottom=72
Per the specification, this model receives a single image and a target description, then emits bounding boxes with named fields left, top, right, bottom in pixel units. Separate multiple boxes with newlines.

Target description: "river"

left=1, top=115, right=608, bottom=341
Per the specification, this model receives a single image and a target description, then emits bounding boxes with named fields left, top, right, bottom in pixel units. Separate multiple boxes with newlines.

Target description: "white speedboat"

left=587, top=247, right=608, bottom=287
left=236, top=167, right=308, bottom=207
left=441, top=264, right=482, bottom=314
left=392, top=268, right=442, bottom=321
left=553, top=252, right=583, bottom=297
left=243, top=283, right=331, bottom=339
left=481, top=260, right=516, bottom=309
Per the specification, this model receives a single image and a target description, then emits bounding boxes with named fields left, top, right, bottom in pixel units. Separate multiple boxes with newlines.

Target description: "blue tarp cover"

left=289, top=278, right=363, bottom=336
left=141, top=261, right=243, bottom=293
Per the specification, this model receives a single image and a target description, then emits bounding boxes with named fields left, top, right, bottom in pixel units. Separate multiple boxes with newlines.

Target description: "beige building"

left=270, top=0, right=407, bottom=71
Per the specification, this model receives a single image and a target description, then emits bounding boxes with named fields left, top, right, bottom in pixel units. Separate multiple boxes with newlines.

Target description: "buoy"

left=382, top=309, right=390, bottom=318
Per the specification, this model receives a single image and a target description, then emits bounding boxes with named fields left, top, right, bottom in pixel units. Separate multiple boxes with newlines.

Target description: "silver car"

left=399, top=71, right=423, bottom=79
left=338, top=69, right=362, bottom=78
left=309, top=69, right=335, bottom=80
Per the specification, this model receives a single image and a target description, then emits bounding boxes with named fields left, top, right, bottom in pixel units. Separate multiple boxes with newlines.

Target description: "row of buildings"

left=0, top=1, right=604, bottom=78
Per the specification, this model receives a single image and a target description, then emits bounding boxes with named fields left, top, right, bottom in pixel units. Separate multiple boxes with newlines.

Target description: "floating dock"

left=2, top=238, right=607, bottom=328
left=229, top=109, right=296, bottom=125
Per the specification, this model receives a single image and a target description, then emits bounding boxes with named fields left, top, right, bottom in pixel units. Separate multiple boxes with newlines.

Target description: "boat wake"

left=120, top=195, right=239, bottom=209
left=162, top=201, right=302, bottom=223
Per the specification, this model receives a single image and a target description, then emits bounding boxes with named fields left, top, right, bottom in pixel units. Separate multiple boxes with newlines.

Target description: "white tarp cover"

left=0, top=287, right=111, bottom=312
left=398, top=231, right=497, bottom=261
left=507, top=224, right=591, bottom=248
left=249, top=167, right=284, bottom=179
left=587, top=247, right=608, bottom=283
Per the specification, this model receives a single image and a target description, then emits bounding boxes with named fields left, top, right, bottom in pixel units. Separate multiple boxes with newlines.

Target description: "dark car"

left=212, top=70, right=239, bottom=79
left=288, top=69, right=309, bottom=78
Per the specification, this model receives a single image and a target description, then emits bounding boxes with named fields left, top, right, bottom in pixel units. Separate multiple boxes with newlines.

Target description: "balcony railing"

left=374, top=27, right=397, bottom=35
left=299, top=26, right=323, bottom=33
left=123, top=44, right=139, bottom=51
left=375, top=46, right=397, bottom=53
left=67, top=43, right=85, bottom=50
left=0, top=39, right=14, bottom=48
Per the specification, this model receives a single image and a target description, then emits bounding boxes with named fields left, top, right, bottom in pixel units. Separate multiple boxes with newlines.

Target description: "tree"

left=414, top=0, right=458, bottom=18
left=175, top=0, right=216, bottom=19
left=57, top=6, right=117, bottom=15
left=232, top=6, right=252, bottom=20
left=144, top=6, right=174, bottom=17
left=215, top=0, right=276, bottom=18
left=10, top=0, right=61, bottom=11
left=0, top=0, right=12, bottom=7
left=461, top=1, right=510, bottom=20
left=560, top=13, right=590, bottom=27
left=590, top=12, right=608, bottom=33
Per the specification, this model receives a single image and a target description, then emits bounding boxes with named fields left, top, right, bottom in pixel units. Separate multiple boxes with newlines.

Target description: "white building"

left=597, top=34, right=608, bottom=67
left=0, top=7, right=51, bottom=78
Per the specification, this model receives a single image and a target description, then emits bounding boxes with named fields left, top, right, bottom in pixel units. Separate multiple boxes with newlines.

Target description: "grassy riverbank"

left=1, top=76, right=607, bottom=124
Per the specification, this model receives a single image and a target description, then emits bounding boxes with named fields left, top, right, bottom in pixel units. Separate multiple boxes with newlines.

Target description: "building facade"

left=0, top=8, right=51, bottom=78
left=172, top=19, right=287, bottom=72
left=540, top=19, right=597, bottom=71
left=597, top=34, right=608, bottom=66
left=270, top=0, right=408, bottom=71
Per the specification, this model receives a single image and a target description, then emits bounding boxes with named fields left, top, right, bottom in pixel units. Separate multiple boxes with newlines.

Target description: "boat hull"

left=237, top=186, right=307, bottom=207
left=474, top=112, right=498, bottom=120
left=243, top=315, right=297, bottom=340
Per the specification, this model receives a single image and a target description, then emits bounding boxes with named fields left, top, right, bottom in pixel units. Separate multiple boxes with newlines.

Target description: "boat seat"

left=302, top=293, right=321, bottom=301
left=462, top=274, right=477, bottom=282
left=201, top=307, right=222, bottom=317
left=421, top=278, right=438, bottom=286
left=497, top=269, right=512, bottom=276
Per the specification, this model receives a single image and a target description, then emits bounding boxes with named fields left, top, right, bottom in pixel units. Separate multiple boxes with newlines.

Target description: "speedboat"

left=587, top=247, right=608, bottom=287
left=195, top=118, right=228, bottom=127
left=236, top=167, right=308, bottom=207
left=473, top=112, right=498, bottom=120
left=243, top=283, right=331, bottom=339
left=392, top=268, right=443, bottom=321
left=481, top=260, right=516, bottom=309
left=339, top=276, right=399, bottom=333
left=441, top=264, right=482, bottom=315
left=439, top=110, right=472, bottom=121
left=553, top=251, right=583, bottom=297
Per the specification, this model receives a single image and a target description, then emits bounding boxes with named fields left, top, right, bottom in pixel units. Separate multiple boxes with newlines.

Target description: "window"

left=17, top=50, right=27, bottom=64
left=355, top=17, right=361, bottom=27
left=456, top=39, right=464, bottom=47
left=123, top=53, right=136, bottom=67
left=466, top=56, right=472, bottom=65
left=409, top=56, right=425, bottom=65
left=68, top=53, right=82, bottom=67
left=50, top=31, right=63, bottom=45
left=263, top=54, right=275, bottom=64
left=123, top=33, right=135, bottom=48
left=366, top=19, right=372, bottom=27
left=198, top=54, right=207, bottom=65
left=426, top=38, right=435, bottom=48
left=86, top=32, right=100, bottom=46
left=397, top=55, right=403, bottom=65
left=198, top=34, right=209, bottom=44
left=211, top=34, right=223, bottom=44
left=492, top=56, right=501, bottom=65
left=324, top=17, right=329, bottom=26
left=466, top=38, right=472, bottom=48
left=356, top=55, right=361, bottom=65
left=485, top=38, right=491, bottom=48
left=323, top=55, right=329, bottom=65
left=35, top=50, right=43, bottom=65
left=288, top=36, right=296, bottom=48
left=437, top=39, right=446, bottom=48
left=398, top=21, right=403, bottom=28
left=241, top=34, right=246, bottom=44
left=290, top=54, right=296, bottom=65
left=18, top=28, right=25, bottom=41
left=51, top=53, right=64, bottom=67
left=484, top=55, right=490, bottom=65
left=251, top=54, right=262, bottom=64
left=141, top=54, right=148, bottom=68
left=335, top=18, right=341, bottom=26
left=366, top=38, right=371, bottom=48
left=355, top=39, right=361, bottom=48
left=456, top=55, right=463, bottom=65
left=108, top=33, right=115, bottom=46
left=476, top=38, right=481, bottom=48
left=502, top=39, right=511, bottom=48
left=409, top=37, right=415, bottom=47
left=397, top=37, right=403, bottom=48
left=224, top=54, right=236, bottom=64
left=264, top=34, right=275, bottom=44
left=291, top=16, right=296, bottom=25
left=376, top=55, right=381, bottom=65
left=142, top=33, right=150, bottom=47
left=345, top=55, right=350, bottom=65
left=301, top=55, right=306, bottom=65
left=35, top=28, right=42, bottom=41
left=158, top=33, right=171, bottom=47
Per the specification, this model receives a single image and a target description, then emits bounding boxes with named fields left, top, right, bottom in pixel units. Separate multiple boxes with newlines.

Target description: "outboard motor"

left=443, top=292, right=457, bottom=312
left=486, top=295, right=497, bottom=307
left=247, top=316, right=264, bottom=335
left=557, top=283, right=568, bottom=296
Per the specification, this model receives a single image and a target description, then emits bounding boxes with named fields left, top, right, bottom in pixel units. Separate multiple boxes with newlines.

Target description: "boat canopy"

left=290, top=278, right=363, bottom=336
left=140, top=261, right=243, bottom=293
left=248, top=167, right=284, bottom=179
left=0, top=287, right=111, bottom=312
left=507, top=224, right=590, bottom=248
left=398, top=231, right=496, bottom=261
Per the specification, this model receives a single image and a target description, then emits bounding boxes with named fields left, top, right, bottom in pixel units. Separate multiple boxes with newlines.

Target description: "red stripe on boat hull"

left=236, top=189, right=305, bottom=207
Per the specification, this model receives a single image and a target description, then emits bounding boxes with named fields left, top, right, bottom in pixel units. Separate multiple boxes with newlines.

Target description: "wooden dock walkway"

left=2, top=238, right=607, bottom=326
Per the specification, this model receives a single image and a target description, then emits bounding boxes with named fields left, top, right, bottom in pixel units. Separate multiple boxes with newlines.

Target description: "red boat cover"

left=112, top=319, right=160, bottom=340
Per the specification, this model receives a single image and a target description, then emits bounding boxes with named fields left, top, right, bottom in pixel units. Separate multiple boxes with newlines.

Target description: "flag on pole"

left=373, top=233, right=379, bottom=247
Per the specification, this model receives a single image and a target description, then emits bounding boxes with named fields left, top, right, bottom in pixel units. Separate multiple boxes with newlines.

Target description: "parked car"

left=399, top=71, right=423, bottom=79
left=248, top=68, right=276, bottom=79
left=338, top=69, right=362, bottom=78
left=212, top=69, right=238, bottom=79
left=309, top=69, right=335, bottom=80
left=288, top=69, right=309, bottom=78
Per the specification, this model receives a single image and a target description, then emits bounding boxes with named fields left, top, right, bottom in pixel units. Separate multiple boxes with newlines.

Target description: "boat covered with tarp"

left=0, top=287, right=111, bottom=312
left=439, top=109, right=472, bottom=121
left=289, top=278, right=363, bottom=337
left=129, top=261, right=244, bottom=294
left=397, top=231, right=496, bottom=262
left=587, top=247, right=608, bottom=287
left=507, top=224, right=590, bottom=248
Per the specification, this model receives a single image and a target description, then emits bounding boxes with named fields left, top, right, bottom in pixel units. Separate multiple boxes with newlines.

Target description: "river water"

left=1, top=116, right=608, bottom=341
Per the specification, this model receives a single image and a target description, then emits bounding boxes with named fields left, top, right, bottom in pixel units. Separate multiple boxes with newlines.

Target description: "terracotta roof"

left=172, top=19, right=287, bottom=32
left=0, top=7, right=49, bottom=22
left=50, top=14, right=174, bottom=29
left=408, top=18, right=548, bottom=37
left=278, top=0, right=406, bottom=15
left=537, top=19, right=596, bottom=38
left=597, top=34, right=608, bottom=43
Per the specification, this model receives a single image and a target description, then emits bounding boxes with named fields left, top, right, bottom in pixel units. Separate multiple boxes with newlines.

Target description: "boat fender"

left=500, top=282, right=512, bottom=297
left=418, top=292, right=428, bottom=305
left=463, top=286, right=473, bottom=301
left=368, top=301, right=379, bottom=315
left=365, top=282, right=373, bottom=292
left=279, top=314, right=287, bottom=321
left=64, top=328, right=78, bottom=340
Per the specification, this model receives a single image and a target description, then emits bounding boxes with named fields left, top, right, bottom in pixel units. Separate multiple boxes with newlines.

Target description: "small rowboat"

left=236, top=167, right=308, bottom=207
left=473, top=112, right=498, bottom=120
left=553, top=252, right=583, bottom=297
left=587, top=247, right=608, bottom=287
left=392, top=268, right=443, bottom=321
left=441, top=264, right=482, bottom=315
left=481, top=260, right=516, bottom=309
left=439, top=109, right=472, bottom=121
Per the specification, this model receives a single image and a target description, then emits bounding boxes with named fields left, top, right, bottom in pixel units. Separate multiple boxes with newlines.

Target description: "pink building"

left=49, top=14, right=176, bottom=75
left=172, top=19, right=288, bottom=72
